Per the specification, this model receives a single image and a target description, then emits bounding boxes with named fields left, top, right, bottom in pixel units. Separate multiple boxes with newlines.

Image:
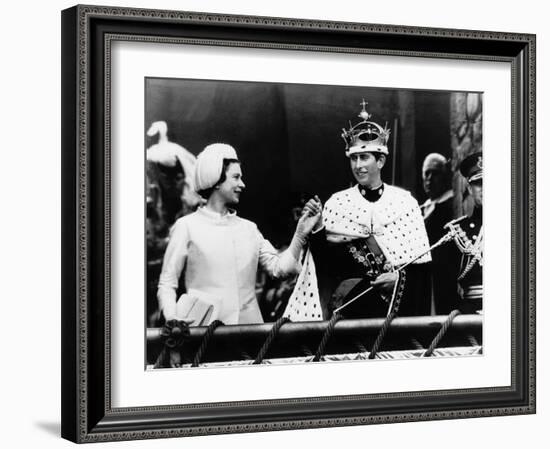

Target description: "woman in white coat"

left=157, top=143, right=321, bottom=325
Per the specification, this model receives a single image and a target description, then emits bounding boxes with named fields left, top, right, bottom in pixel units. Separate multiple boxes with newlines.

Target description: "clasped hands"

left=296, top=195, right=323, bottom=238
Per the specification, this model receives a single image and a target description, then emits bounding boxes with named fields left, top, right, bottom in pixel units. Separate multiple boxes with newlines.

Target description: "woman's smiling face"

left=217, top=162, right=245, bottom=205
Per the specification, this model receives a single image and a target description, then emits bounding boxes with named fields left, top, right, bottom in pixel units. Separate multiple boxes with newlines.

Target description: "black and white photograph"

left=55, top=2, right=538, bottom=444
left=1, top=0, right=546, bottom=445
left=145, top=78, right=484, bottom=368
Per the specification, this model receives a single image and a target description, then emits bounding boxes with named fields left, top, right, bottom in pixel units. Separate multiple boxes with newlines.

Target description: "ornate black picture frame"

left=61, top=4, right=535, bottom=443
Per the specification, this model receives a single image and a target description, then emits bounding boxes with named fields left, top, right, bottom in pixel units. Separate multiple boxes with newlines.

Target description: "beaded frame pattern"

left=71, top=4, right=535, bottom=442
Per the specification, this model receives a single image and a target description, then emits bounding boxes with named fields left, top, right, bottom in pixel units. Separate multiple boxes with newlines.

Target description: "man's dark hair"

left=373, top=153, right=386, bottom=163
left=198, top=158, right=240, bottom=199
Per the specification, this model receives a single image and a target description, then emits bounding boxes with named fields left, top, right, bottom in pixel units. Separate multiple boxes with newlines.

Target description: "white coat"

left=157, top=207, right=300, bottom=325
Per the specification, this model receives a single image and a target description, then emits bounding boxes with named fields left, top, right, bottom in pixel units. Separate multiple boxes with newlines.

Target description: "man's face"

left=349, top=152, right=383, bottom=187
left=422, top=159, right=447, bottom=199
left=469, top=179, right=482, bottom=208
left=217, top=162, right=245, bottom=205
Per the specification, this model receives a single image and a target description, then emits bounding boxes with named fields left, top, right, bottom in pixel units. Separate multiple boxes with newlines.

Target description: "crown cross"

left=358, top=99, right=371, bottom=120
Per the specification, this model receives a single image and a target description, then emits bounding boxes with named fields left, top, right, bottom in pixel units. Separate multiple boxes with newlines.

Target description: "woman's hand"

left=296, top=195, right=323, bottom=237
left=287, top=196, right=323, bottom=261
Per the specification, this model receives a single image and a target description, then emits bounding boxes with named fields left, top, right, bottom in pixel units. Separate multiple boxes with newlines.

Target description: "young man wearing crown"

left=284, top=100, right=432, bottom=321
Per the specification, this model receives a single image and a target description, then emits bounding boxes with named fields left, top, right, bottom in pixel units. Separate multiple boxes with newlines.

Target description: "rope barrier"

left=191, top=320, right=224, bottom=367
left=424, top=310, right=461, bottom=357
left=147, top=311, right=481, bottom=367
left=253, top=316, right=291, bottom=364
left=312, top=312, right=342, bottom=362
left=368, top=310, right=397, bottom=359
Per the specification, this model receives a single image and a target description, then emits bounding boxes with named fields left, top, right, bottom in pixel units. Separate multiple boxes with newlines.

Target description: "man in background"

left=420, top=153, right=460, bottom=314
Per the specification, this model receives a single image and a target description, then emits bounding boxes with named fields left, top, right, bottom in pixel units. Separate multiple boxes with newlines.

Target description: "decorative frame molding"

left=61, top=4, right=535, bottom=443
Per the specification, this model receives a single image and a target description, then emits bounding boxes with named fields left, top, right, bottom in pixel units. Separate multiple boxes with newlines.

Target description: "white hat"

left=194, top=143, right=238, bottom=191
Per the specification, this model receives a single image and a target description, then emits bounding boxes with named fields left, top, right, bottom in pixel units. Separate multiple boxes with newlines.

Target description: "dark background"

left=145, top=78, right=454, bottom=246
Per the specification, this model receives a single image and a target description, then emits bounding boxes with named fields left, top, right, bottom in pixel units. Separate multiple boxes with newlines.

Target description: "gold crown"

left=341, top=99, right=391, bottom=156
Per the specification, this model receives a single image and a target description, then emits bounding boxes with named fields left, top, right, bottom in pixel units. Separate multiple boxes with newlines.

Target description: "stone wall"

left=450, top=92, right=483, bottom=216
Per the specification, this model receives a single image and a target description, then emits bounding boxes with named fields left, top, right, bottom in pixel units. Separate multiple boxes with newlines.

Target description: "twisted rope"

left=312, top=312, right=342, bottom=362
left=424, top=310, right=461, bottom=357
left=191, top=320, right=224, bottom=367
left=368, top=310, right=397, bottom=359
left=253, top=316, right=291, bottom=364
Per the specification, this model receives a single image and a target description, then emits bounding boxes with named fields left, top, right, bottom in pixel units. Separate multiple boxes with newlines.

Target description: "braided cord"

left=368, top=310, right=397, bottom=359
left=424, top=310, right=461, bottom=357
left=191, top=320, right=224, bottom=367
left=312, top=312, right=342, bottom=362
left=457, top=255, right=481, bottom=280
left=253, top=316, right=291, bottom=364
left=458, top=227, right=483, bottom=281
